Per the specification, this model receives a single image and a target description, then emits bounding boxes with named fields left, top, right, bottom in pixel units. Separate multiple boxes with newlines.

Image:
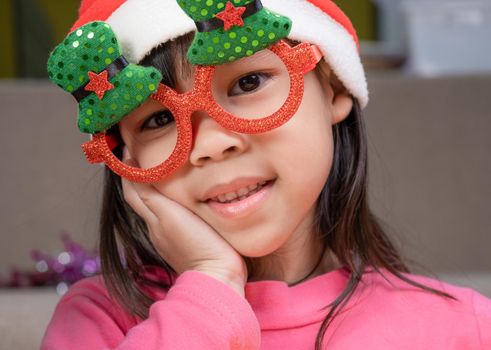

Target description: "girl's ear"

left=331, top=92, right=353, bottom=126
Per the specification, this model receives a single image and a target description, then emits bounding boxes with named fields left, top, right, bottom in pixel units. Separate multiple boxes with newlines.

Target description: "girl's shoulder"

left=361, top=268, right=491, bottom=344
left=368, top=267, right=491, bottom=303
left=366, top=267, right=491, bottom=309
left=56, top=273, right=141, bottom=331
left=56, top=267, right=176, bottom=330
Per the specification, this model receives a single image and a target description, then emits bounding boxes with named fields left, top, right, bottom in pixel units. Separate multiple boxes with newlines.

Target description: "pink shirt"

left=41, top=267, right=491, bottom=349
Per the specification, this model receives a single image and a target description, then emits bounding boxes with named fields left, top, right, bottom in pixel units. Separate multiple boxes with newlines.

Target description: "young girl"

left=42, top=0, right=491, bottom=349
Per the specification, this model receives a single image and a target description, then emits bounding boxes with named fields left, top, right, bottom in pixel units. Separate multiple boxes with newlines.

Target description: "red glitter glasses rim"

left=82, top=40, right=323, bottom=183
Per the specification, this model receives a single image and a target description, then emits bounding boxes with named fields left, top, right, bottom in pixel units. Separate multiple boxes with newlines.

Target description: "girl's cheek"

left=152, top=175, right=194, bottom=208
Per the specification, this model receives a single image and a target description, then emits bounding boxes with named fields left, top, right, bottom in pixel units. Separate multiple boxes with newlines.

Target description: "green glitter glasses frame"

left=82, top=40, right=323, bottom=183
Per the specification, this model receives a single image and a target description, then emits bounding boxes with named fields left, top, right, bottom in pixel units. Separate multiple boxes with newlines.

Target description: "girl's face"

left=119, top=50, right=353, bottom=259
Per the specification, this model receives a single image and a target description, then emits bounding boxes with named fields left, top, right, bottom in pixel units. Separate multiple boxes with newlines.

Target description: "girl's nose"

left=188, top=110, right=249, bottom=167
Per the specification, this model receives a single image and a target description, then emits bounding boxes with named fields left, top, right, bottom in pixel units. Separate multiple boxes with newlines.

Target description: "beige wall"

left=0, top=75, right=490, bottom=288
left=0, top=81, right=102, bottom=274
left=365, top=73, right=491, bottom=275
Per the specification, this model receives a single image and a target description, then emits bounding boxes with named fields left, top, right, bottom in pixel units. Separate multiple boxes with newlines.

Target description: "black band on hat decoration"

left=72, top=56, right=129, bottom=102
left=47, top=21, right=162, bottom=134
left=178, top=0, right=292, bottom=65
left=195, top=0, right=263, bottom=32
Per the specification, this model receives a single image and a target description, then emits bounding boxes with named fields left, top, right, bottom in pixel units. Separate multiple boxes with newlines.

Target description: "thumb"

left=119, top=147, right=179, bottom=221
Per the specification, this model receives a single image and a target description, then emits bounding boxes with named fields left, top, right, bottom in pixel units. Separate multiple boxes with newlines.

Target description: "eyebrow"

left=172, top=48, right=275, bottom=92
left=222, top=49, right=276, bottom=69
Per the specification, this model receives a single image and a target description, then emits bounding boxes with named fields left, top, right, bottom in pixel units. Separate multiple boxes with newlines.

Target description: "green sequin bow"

left=177, top=0, right=292, bottom=65
left=47, top=21, right=162, bottom=134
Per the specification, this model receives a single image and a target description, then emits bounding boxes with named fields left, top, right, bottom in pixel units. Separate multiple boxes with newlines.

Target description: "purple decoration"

left=0, top=231, right=101, bottom=294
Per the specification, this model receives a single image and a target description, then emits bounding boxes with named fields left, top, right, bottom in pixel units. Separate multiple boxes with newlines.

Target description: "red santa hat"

left=71, top=0, right=368, bottom=108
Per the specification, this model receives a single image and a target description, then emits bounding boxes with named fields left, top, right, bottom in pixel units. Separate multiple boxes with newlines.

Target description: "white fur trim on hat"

left=265, top=0, right=368, bottom=108
left=106, top=0, right=195, bottom=62
left=106, top=0, right=368, bottom=108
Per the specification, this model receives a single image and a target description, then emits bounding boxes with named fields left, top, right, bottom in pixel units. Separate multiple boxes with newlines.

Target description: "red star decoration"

left=84, top=70, right=114, bottom=100
left=215, top=1, right=246, bottom=31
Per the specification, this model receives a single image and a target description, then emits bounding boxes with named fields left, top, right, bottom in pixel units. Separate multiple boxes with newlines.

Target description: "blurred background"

left=1, top=0, right=490, bottom=349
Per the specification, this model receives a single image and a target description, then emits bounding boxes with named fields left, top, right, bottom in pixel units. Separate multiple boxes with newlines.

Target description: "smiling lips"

left=210, top=181, right=269, bottom=203
left=201, top=177, right=274, bottom=203
left=204, top=179, right=276, bottom=219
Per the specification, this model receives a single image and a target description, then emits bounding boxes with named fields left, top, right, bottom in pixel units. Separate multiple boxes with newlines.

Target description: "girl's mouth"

left=208, top=180, right=269, bottom=204
left=205, top=179, right=276, bottom=218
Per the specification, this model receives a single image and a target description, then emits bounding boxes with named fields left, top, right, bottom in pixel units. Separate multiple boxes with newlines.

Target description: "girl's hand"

left=121, top=149, right=248, bottom=297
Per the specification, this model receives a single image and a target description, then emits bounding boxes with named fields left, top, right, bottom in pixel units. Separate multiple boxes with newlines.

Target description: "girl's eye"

left=230, top=72, right=271, bottom=96
left=140, top=110, right=175, bottom=131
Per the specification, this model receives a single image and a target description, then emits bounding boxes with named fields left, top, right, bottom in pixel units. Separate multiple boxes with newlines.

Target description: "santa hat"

left=71, top=0, right=368, bottom=108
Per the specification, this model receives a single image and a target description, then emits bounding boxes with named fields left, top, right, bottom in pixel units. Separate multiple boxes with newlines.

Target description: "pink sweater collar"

left=244, top=266, right=371, bottom=330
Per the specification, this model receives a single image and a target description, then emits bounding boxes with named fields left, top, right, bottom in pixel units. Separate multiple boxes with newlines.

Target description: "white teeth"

left=210, top=181, right=269, bottom=203
left=246, top=183, right=258, bottom=192
left=225, top=192, right=237, bottom=201
left=238, top=186, right=252, bottom=196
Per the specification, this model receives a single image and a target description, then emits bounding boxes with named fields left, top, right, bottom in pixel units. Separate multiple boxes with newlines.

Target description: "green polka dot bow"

left=47, top=21, right=162, bottom=134
left=177, top=0, right=292, bottom=65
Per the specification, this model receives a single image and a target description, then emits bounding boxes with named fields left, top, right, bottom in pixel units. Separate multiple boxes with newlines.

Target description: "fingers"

left=119, top=148, right=193, bottom=236
left=121, top=178, right=158, bottom=225
left=120, top=149, right=190, bottom=221
left=121, top=148, right=173, bottom=219
left=120, top=147, right=159, bottom=227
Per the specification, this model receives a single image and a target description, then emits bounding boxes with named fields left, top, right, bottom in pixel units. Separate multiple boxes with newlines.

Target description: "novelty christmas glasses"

left=82, top=40, right=323, bottom=183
